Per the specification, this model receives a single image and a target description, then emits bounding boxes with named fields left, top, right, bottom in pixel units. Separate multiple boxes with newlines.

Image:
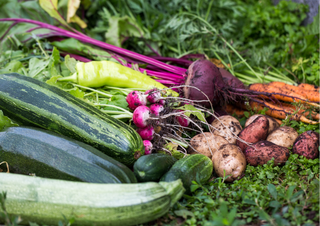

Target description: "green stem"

left=180, top=12, right=262, bottom=82
left=72, top=84, right=113, bottom=98
left=93, top=103, right=132, bottom=114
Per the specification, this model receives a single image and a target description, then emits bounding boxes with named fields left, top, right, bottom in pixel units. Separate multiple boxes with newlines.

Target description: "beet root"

left=183, top=59, right=226, bottom=107
left=219, top=68, right=245, bottom=89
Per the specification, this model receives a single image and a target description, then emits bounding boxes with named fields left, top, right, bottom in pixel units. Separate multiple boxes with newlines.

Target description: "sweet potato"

left=189, top=132, right=229, bottom=158
left=212, top=144, right=246, bottom=182
left=236, top=115, right=269, bottom=152
left=210, top=115, right=242, bottom=144
left=292, top=131, right=319, bottom=159
left=244, top=140, right=290, bottom=166
left=245, top=114, right=280, bottom=134
left=267, top=126, right=299, bottom=148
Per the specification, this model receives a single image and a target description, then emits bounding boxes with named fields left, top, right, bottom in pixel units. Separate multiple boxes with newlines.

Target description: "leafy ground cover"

left=0, top=0, right=319, bottom=225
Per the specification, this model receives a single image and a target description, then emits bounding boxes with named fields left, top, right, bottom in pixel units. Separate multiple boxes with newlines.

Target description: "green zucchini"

left=0, top=73, right=144, bottom=166
left=133, top=153, right=177, bottom=182
left=0, top=173, right=185, bottom=226
left=160, top=154, right=213, bottom=193
left=0, top=126, right=136, bottom=183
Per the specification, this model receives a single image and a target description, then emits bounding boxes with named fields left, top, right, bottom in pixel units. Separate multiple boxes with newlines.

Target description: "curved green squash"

left=0, top=126, right=137, bottom=183
left=160, top=154, right=213, bottom=193
left=133, top=153, right=177, bottom=182
left=0, top=73, right=144, bottom=166
left=0, top=173, right=185, bottom=226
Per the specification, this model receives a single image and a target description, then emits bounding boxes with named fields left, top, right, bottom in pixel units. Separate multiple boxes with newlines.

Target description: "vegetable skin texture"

left=126, top=91, right=147, bottom=111
left=219, top=68, right=245, bottom=89
left=237, top=116, right=269, bottom=152
left=133, top=153, right=177, bottom=182
left=266, top=126, right=299, bottom=148
left=268, top=81, right=320, bottom=103
left=59, top=61, right=178, bottom=96
left=0, top=173, right=185, bottom=226
left=211, top=115, right=242, bottom=144
left=245, top=114, right=280, bottom=134
left=0, top=73, right=143, bottom=167
left=183, top=59, right=225, bottom=107
left=160, top=154, right=213, bottom=193
left=137, top=125, right=154, bottom=141
left=189, top=132, right=229, bottom=158
left=249, top=83, right=320, bottom=107
left=211, top=144, right=246, bottom=182
left=292, top=131, right=319, bottom=159
left=0, top=126, right=137, bottom=183
left=248, top=100, right=318, bottom=124
left=244, top=140, right=290, bottom=166
left=133, top=106, right=151, bottom=128
left=297, top=83, right=320, bottom=92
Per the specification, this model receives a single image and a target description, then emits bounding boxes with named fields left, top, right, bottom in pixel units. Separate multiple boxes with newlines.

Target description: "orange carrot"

left=268, top=81, right=320, bottom=103
left=249, top=83, right=320, bottom=107
left=249, top=100, right=319, bottom=124
left=298, top=83, right=320, bottom=92
left=225, top=104, right=247, bottom=118
left=277, top=101, right=320, bottom=121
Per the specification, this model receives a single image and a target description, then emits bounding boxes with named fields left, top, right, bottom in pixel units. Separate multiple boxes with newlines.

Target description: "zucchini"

left=0, top=173, right=185, bottom=226
left=133, top=153, right=177, bottom=182
left=0, top=73, right=144, bottom=166
left=0, top=126, right=136, bottom=183
left=160, top=154, right=213, bottom=192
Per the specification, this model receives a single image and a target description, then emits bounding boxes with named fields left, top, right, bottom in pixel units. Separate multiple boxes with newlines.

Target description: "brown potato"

left=292, top=131, right=319, bottom=159
left=189, top=132, right=229, bottom=158
left=244, top=140, right=290, bottom=166
left=267, top=126, right=299, bottom=148
left=210, top=115, right=242, bottom=144
left=212, top=144, right=246, bottom=182
left=245, top=114, right=279, bottom=134
left=237, top=115, right=269, bottom=152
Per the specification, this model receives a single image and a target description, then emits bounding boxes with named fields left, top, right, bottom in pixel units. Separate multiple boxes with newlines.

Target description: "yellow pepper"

left=59, top=61, right=178, bottom=96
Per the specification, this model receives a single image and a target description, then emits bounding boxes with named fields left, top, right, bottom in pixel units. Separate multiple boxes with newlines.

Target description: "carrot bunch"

left=225, top=82, right=320, bottom=124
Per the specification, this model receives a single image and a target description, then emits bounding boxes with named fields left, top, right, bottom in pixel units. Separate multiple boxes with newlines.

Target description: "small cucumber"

left=133, top=153, right=177, bottom=182
left=160, top=154, right=213, bottom=192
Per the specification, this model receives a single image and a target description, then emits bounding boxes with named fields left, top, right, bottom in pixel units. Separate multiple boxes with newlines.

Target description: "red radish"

left=143, top=140, right=153, bottom=155
left=145, top=89, right=162, bottom=103
left=137, top=125, right=154, bottom=140
left=150, top=103, right=164, bottom=116
left=126, top=91, right=147, bottom=110
left=176, top=110, right=190, bottom=127
left=133, top=106, right=151, bottom=128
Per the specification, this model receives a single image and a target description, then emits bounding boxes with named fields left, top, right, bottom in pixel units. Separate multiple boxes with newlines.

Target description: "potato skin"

left=212, top=144, right=246, bottom=182
left=267, top=126, right=299, bottom=148
left=245, top=114, right=279, bottom=134
left=244, top=140, right=290, bottom=166
left=211, top=115, right=242, bottom=144
left=237, top=116, right=269, bottom=152
left=189, top=132, right=229, bottom=158
left=292, top=131, right=319, bottom=160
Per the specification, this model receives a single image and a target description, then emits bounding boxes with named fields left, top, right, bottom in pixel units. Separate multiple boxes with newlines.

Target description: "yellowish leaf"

left=67, top=0, right=87, bottom=28
left=70, top=15, right=87, bottom=28
left=39, top=0, right=68, bottom=26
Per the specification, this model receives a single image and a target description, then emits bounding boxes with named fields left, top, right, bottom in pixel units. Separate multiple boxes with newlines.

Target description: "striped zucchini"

left=0, top=126, right=137, bottom=183
left=0, top=73, right=143, bottom=166
left=0, top=173, right=185, bottom=226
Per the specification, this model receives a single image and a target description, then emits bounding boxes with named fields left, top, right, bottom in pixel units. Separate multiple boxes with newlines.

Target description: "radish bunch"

left=126, top=88, right=191, bottom=155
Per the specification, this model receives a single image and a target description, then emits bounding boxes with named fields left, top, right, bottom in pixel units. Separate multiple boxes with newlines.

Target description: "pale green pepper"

left=59, top=61, right=178, bottom=96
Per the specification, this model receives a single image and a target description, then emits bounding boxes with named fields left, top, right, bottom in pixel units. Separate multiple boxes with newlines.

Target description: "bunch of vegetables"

left=0, top=0, right=319, bottom=225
